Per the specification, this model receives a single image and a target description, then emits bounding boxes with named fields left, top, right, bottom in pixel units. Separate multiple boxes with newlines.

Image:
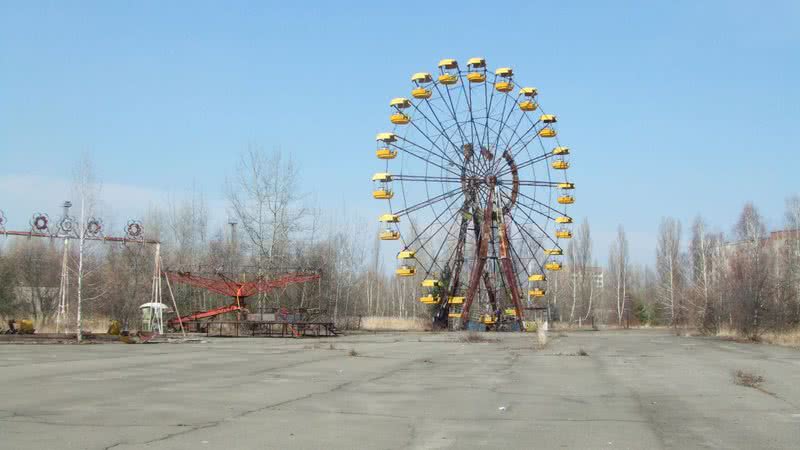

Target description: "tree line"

left=0, top=149, right=798, bottom=337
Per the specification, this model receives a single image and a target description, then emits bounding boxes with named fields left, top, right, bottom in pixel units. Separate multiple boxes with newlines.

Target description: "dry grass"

left=716, top=326, right=800, bottom=348
left=760, top=329, right=800, bottom=347
left=360, top=316, right=429, bottom=331
left=734, top=370, right=765, bottom=388
left=459, top=331, right=499, bottom=343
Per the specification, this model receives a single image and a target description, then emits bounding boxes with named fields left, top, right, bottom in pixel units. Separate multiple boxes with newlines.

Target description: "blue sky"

left=1, top=1, right=798, bottom=264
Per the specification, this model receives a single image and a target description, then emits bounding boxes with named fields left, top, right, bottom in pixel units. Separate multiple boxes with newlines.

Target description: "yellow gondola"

left=552, top=146, right=570, bottom=155
left=558, top=182, right=575, bottom=189
left=539, top=127, right=557, bottom=138
left=545, top=262, right=562, bottom=271
left=438, top=73, right=458, bottom=85
left=466, top=57, right=486, bottom=83
left=396, top=265, right=416, bottom=277
left=448, top=296, right=464, bottom=304
left=448, top=313, right=462, bottom=318
left=551, top=160, right=569, bottom=170
left=467, top=72, right=486, bottom=83
left=558, top=195, right=575, bottom=204
left=556, top=216, right=573, bottom=224
left=373, top=189, right=393, bottom=200
left=376, top=132, right=397, bottom=143
left=529, top=289, right=546, bottom=297
left=438, top=59, right=458, bottom=69
left=419, top=295, right=437, bottom=304
left=380, top=229, right=400, bottom=240
left=411, top=72, right=433, bottom=84
left=504, top=308, right=517, bottom=316
left=481, top=314, right=497, bottom=324
left=397, top=250, right=416, bottom=259
left=555, top=229, right=573, bottom=239
left=411, top=73, right=433, bottom=98
left=519, top=87, right=538, bottom=97
left=438, top=59, right=459, bottom=85
left=390, top=113, right=410, bottom=125
left=544, top=248, right=563, bottom=256
left=379, top=214, right=400, bottom=223
left=519, top=100, right=538, bottom=111
left=540, top=114, right=557, bottom=123
left=376, top=148, right=398, bottom=159
left=390, top=98, right=411, bottom=109
left=495, top=67, right=513, bottom=77
left=528, top=274, right=546, bottom=282
left=422, top=279, right=441, bottom=288
left=412, top=87, right=432, bottom=99
left=372, top=172, right=393, bottom=182
left=495, top=81, right=513, bottom=93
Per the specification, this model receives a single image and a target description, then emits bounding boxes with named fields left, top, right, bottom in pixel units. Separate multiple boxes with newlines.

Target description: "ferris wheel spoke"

left=505, top=214, right=547, bottom=272
left=490, top=100, right=528, bottom=173
left=394, top=174, right=473, bottom=183
left=414, top=205, right=463, bottom=278
left=490, top=93, right=512, bottom=161
left=406, top=104, right=466, bottom=167
left=497, top=153, right=552, bottom=178
left=405, top=119, right=467, bottom=171
left=434, top=83, right=469, bottom=146
left=502, top=192, right=562, bottom=249
left=393, top=187, right=464, bottom=217
left=402, top=192, right=464, bottom=250
left=503, top=179, right=561, bottom=188
left=391, top=140, right=465, bottom=178
left=504, top=210, right=552, bottom=254
left=419, top=98, right=467, bottom=163
left=509, top=187, right=569, bottom=218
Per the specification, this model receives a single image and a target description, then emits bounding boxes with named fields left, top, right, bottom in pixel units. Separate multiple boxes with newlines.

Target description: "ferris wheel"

left=372, top=57, right=575, bottom=331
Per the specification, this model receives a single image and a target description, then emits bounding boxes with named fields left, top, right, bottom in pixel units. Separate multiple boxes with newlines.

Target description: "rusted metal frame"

left=460, top=187, right=494, bottom=326
left=0, top=229, right=160, bottom=245
left=498, top=210, right=525, bottom=331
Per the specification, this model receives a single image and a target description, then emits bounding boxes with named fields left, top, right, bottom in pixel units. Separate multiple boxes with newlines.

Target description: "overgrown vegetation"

left=460, top=332, right=499, bottom=343
left=734, top=370, right=765, bottom=388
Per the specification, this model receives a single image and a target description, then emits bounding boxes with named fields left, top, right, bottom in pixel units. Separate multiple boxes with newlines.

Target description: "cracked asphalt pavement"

left=1, top=330, right=799, bottom=449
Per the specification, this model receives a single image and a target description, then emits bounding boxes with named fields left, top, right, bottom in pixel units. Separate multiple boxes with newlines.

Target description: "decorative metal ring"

left=59, top=217, right=75, bottom=234
left=31, top=213, right=49, bottom=231
left=86, top=218, right=103, bottom=236
left=126, top=220, right=143, bottom=238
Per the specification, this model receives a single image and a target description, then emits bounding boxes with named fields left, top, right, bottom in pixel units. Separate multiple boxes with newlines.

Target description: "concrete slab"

left=1, top=330, right=798, bottom=449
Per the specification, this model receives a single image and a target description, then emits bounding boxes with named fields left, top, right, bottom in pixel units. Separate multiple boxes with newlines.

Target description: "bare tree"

left=656, top=217, right=684, bottom=327
left=729, top=203, right=771, bottom=337
left=227, top=148, right=308, bottom=271
left=72, top=153, right=100, bottom=341
left=608, top=225, right=629, bottom=325
left=567, top=219, right=592, bottom=323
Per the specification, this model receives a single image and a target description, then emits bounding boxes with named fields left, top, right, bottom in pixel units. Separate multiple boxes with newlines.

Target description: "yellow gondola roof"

left=411, top=72, right=433, bottom=83
left=495, top=67, right=513, bottom=77
left=376, top=132, right=397, bottom=142
left=372, top=172, right=392, bottom=181
left=558, top=182, right=575, bottom=189
left=519, top=87, right=538, bottom=97
left=466, top=57, right=486, bottom=68
left=390, top=98, right=411, bottom=108
left=438, top=58, right=458, bottom=69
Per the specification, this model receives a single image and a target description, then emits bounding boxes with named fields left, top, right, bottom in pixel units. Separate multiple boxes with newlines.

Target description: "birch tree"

left=656, top=217, right=683, bottom=327
left=608, top=225, right=629, bottom=325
